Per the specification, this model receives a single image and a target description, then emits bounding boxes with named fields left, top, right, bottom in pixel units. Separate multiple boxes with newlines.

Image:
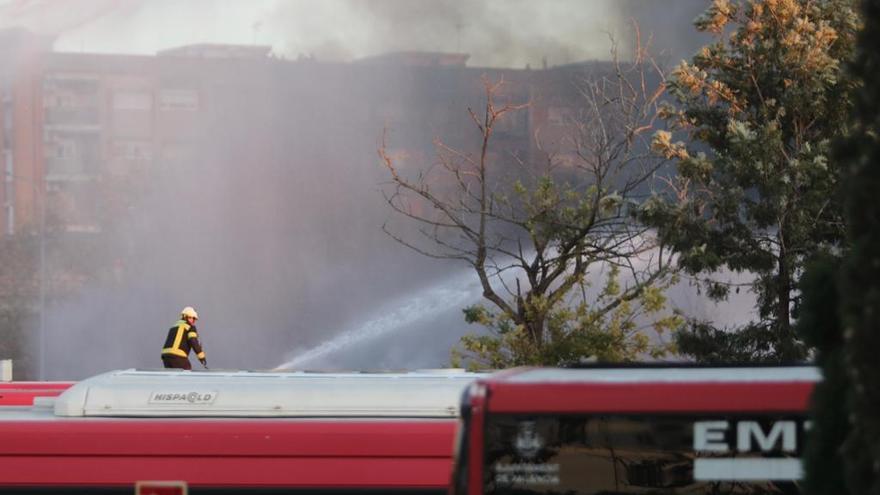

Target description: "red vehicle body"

left=0, top=369, right=476, bottom=494
left=0, top=417, right=456, bottom=493
left=451, top=365, right=819, bottom=495
left=0, top=381, right=74, bottom=406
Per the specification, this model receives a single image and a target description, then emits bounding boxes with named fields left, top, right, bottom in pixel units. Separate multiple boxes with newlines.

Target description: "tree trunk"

left=517, top=296, right=544, bottom=351
left=776, top=231, right=793, bottom=361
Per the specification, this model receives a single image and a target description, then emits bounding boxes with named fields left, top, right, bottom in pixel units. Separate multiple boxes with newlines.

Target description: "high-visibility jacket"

left=162, top=320, right=206, bottom=361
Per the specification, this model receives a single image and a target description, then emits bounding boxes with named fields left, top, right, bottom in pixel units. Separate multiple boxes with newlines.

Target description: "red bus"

left=0, top=368, right=478, bottom=494
left=451, top=365, right=819, bottom=495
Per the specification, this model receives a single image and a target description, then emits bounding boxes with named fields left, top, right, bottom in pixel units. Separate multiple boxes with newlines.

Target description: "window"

left=485, top=414, right=805, bottom=495
left=113, top=90, right=153, bottom=111
left=159, top=89, right=199, bottom=111
left=49, top=138, right=77, bottom=160
left=112, top=140, right=153, bottom=160
left=44, top=92, right=77, bottom=109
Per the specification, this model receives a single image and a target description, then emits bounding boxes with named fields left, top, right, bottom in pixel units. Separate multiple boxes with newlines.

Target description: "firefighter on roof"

left=161, top=306, right=207, bottom=370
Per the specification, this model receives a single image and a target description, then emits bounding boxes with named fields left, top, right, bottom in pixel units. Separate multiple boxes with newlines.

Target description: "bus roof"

left=7, top=368, right=481, bottom=418
left=476, top=365, right=819, bottom=414
left=496, top=365, right=820, bottom=384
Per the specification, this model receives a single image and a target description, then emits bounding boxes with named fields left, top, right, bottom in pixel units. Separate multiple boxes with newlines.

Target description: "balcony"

left=44, top=132, right=100, bottom=181
left=43, top=77, right=101, bottom=130
left=44, top=158, right=96, bottom=182
left=44, top=107, right=100, bottom=129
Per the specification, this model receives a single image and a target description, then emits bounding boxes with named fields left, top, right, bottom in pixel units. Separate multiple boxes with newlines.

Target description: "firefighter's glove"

left=199, top=357, right=208, bottom=367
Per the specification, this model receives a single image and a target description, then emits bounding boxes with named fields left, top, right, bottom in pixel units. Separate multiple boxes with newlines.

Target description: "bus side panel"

left=0, top=457, right=450, bottom=488
left=0, top=420, right=455, bottom=456
left=0, top=419, right=457, bottom=489
left=485, top=382, right=813, bottom=413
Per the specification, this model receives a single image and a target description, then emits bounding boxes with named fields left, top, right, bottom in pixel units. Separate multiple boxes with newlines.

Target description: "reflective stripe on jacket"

left=162, top=320, right=205, bottom=360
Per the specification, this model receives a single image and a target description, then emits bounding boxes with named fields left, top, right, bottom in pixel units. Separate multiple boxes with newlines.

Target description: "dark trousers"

left=162, top=355, right=192, bottom=370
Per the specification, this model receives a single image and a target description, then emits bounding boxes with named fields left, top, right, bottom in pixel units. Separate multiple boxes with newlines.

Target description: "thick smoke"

left=268, top=0, right=625, bottom=68
left=41, top=0, right=708, bottom=68
left=0, top=0, right=128, bottom=36
left=40, top=60, right=469, bottom=379
left=1, top=0, right=735, bottom=380
left=621, top=0, right=711, bottom=64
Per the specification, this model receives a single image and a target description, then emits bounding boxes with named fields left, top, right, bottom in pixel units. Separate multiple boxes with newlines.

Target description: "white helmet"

left=180, top=306, right=199, bottom=320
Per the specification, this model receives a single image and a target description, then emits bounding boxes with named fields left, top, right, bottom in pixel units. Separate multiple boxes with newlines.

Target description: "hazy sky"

left=0, top=0, right=706, bottom=68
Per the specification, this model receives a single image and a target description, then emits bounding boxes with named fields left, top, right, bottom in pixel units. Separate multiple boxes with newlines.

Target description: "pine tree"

left=645, top=0, right=860, bottom=361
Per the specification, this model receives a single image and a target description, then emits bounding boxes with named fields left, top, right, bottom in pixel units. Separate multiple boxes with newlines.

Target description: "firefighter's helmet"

left=180, top=306, right=199, bottom=320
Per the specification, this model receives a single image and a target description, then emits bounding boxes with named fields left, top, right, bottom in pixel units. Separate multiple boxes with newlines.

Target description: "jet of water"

left=277, top=269, right=481, bottom=369
left=275, top=244, right=759, bottom=370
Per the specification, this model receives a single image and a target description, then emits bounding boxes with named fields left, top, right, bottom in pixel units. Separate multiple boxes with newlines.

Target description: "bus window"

left=485, top=414, right=806, bottom=494
left=450, top=365, right=818, bottom=495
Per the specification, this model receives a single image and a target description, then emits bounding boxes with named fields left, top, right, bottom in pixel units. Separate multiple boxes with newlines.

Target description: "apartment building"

left=0, top=27, right=599, bottom=243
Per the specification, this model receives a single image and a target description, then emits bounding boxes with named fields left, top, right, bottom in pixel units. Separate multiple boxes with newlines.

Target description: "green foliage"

left=646, top=0, right=859, bottom=362
left=836, top=0, right=880, bottom=491
left=451, top=267, right=682, bottom=370
left=456, top=168, right=682, bottom=371
left=674, top=320, right=784, bottom=363
left=512, top=176, right=623, bottom=247
left=797, top=256, right=849, bottom=495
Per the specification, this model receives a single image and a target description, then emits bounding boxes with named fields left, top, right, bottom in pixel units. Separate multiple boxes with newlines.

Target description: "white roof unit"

left=54, top=369, right=479, bottom=418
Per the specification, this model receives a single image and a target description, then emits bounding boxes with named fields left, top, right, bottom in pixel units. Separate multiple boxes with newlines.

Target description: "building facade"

left=0, top=28, right=597, bottom=242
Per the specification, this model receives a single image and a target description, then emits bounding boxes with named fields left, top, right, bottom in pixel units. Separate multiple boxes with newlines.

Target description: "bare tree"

left=380, top=35, right=680, bottom=368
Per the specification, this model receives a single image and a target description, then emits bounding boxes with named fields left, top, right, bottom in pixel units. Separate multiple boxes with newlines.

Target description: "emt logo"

left=692, top=419, right=810, bottom=481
